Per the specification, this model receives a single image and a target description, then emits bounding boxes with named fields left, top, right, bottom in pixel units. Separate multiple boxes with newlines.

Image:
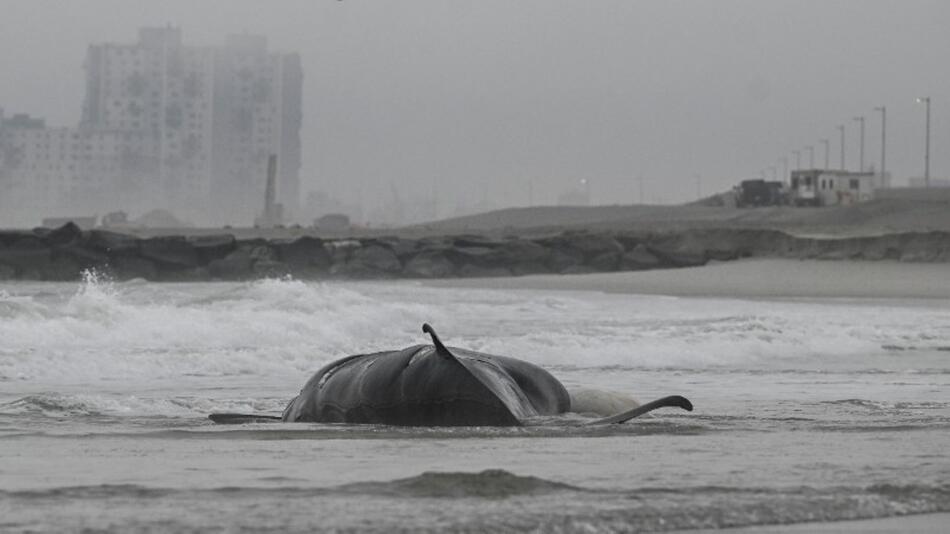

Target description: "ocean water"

left=0, top=274, right=948, bottom=532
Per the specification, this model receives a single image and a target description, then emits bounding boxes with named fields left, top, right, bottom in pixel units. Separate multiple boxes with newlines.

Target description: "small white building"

left=789, top=170, right=877, bottom=207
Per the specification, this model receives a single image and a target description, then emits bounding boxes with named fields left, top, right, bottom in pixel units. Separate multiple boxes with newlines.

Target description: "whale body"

left=211, top=324, right=693, bottom=426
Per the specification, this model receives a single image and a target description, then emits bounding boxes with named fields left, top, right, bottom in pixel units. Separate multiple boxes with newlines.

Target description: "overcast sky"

left=2, top=0, right=948, bottom=215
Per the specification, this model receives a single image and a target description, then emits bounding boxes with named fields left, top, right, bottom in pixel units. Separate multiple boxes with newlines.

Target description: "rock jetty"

left=1, top=222, right=949, bottom=282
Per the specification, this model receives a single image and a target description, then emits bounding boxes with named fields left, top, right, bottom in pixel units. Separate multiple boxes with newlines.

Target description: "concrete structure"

left=789, top=169, right=878, bottom=206
left=0, top=27, right=302, bottom=228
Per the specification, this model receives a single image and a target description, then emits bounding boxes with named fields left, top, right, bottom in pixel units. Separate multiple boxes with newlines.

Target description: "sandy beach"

left=682, top=512, right=950, bottom=534
left=428, top=258, right=950, bottom=299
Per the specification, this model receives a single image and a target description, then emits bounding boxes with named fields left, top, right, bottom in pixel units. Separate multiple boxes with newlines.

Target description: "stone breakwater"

left=1, top=222, right=950, bottom=282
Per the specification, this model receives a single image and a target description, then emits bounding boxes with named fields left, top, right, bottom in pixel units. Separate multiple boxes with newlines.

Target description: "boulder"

left=187, top=234, right=236, bottom=262
left=140, top=236, right=200, bottom=268
left=621, top=244, right=661, bottom=270
left=403, top=250, right=456, bottom=278
left=325, top=239, right=362, bottom=264
left=899, top=233, right=945, bottom=262
left=110, top=256, right=159, bottom=280
left=0, top=237, right=52, bottom=272
left=0, top=231, right=35, bottom=247
left=52, top=243, right=110, bottom=270
left=588, top=251, right=621, bottom=271
left=373, top=237, right=420, bottom=260
left=38, top=255, right=84, bottom=281
left=493, top=240, right=552, bottom=267
left=249, top=245, right=276, bottom=262
left=85, top=230, right=140, bottom=254
left=46, top=222, right=83, bottom=246
left=253, top=259, right=291, bottom=278
left=347, top=244, right=402, bottom=273
left=208, top=249, right=254, bottom=280
left=644, top=234, right=708, bottom=267
left=273, top=236, right=331, bottom=271
left=549, top=250, right=583, bottom=273
left=539, top=232, right=624, bottom=260
left=452, top=236, right=503, bottom=249
left=0, top=263, right=15, bottom=280
left=448, top=245, right=497, bottom=272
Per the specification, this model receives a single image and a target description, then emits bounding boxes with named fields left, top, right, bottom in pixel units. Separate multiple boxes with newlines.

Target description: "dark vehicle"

left=736, top=179, right=786, bottom=207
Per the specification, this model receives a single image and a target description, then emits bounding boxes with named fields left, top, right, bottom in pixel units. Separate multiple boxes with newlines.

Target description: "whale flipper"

left=209, top=413, right=283, bottom=425
left=587, top=395, right=693, bottom=425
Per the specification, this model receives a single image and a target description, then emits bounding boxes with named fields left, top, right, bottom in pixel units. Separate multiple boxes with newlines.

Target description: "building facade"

left=789, top=170, right=877, bottom=206
left=0, top=27, right=301, bottom=228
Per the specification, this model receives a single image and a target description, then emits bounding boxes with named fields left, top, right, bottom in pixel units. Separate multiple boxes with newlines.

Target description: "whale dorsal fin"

left=421, top=323, right=528, bottom=423
left=422, top=323, right=454, bottom=359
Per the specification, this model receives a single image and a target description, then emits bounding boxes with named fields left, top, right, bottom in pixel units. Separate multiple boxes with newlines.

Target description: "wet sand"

left=682, top=512, right=950, bottom=533
left=428, top=258, right=950, bottom=299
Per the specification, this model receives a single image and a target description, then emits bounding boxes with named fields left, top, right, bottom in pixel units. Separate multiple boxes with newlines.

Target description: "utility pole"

left=820, top=139, right=830, bottom=169
left=853, top=116, right=865, bottom=172
left=805, top=146, right=815, bottom=169
left=916, top=97, right=931, bottom=186
left=780, top=157, right=788, bottom=182
left=874, top=106, right=886, bottom=186
left=836, top=125, right=845, bottom=170
left=793, top=150, right=801, bottom=170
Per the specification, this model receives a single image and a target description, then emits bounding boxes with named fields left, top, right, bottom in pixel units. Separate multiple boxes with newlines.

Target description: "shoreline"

left=675, top=512, right=950, bottom=534
left=426, top=258, right=950, bottom=300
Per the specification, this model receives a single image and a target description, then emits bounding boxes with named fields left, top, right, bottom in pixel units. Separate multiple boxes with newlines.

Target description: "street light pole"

left=793, top=150, right=801, bottom=170
left=805, top=146, right=815, bottom=169
left=780, top=157, right=788, bottom=182
left=820, top=139, right=830, bottom=169
left=836, top=125, right=845, bottom=170
left=916, top=97, right=931, bottom=186
left=874, top=106, right=886, bottom=185
left=853, top=116, right=865, bottom=172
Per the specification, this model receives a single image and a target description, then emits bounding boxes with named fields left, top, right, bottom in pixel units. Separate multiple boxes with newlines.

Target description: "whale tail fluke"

left=587, top=395, right=693, bottom=425
left=208, top=413, right=283, bottom=425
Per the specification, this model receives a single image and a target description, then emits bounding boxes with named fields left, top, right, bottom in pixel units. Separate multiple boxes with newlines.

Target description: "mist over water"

left=1, top=276, right=948, bottom=531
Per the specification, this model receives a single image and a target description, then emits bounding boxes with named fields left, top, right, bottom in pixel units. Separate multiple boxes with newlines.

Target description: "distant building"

left=0, top=27, right=302, bottom=228
left=789, top=169, right=877, bottom=206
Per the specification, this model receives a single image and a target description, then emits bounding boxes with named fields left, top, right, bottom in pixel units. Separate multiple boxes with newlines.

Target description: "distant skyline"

left=1, top=0, right=948, bottom=218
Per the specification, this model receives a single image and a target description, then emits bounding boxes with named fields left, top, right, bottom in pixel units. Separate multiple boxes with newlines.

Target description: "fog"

left=1, top=0, right=948, bottom=225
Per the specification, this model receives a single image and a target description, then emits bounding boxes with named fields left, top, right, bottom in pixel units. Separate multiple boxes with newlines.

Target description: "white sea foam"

left=1, top=276, right=948, bottom=384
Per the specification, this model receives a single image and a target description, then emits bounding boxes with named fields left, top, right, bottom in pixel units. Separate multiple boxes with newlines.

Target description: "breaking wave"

left=1, top=275, right=948, bottom=383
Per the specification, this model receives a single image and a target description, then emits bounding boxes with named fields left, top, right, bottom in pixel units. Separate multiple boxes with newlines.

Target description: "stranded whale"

left=210, top=324, right=693, bottom=426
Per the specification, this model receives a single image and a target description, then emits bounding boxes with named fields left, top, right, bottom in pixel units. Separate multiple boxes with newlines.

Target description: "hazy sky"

left=2, top=0, right=948, bottom=214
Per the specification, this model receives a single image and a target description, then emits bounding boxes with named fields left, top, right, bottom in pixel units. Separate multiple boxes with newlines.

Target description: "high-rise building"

left=0, top=27, right=302, bottom=228
left=212, top=33, right=302, bottom=224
